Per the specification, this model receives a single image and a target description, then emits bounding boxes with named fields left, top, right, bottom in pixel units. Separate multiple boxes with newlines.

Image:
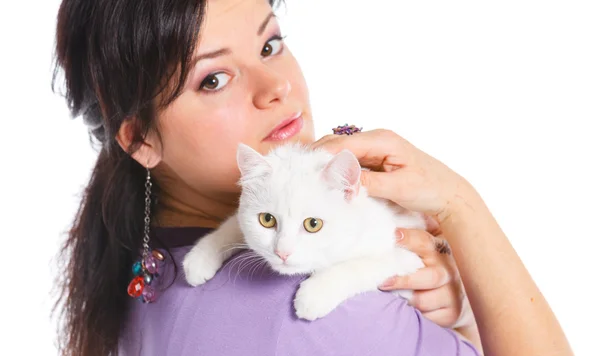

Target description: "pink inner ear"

left=323, top=150, right=361, bottom=201
left=343, top=187, right=358, bottom=201
left=342, top=164, right=360, bottom=201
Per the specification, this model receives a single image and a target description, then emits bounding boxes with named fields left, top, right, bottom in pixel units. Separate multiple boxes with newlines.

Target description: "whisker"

left=222, top=246, right=275, bottom=285
left=228, top=257, right=247, bottom=284
left=228, top=253, right=262, bottom=283
left=246, top=259, right=259, bottom=280
left=221, top=242, right=250, bottom=256
left=248, top=259, right=268, bottom=280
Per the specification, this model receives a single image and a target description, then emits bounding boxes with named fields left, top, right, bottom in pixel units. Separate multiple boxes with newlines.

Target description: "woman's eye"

left=199, top=72, right=231, bottom=91
left=261, top=36, right=284, bottom=57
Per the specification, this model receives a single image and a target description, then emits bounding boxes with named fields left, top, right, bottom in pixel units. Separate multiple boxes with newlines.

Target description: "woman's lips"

left=264, top=114, right=304, bottom=141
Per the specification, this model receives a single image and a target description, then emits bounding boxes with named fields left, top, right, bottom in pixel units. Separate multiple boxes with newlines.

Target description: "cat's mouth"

left=271, top=263, right=310, bottom=276
left=254, top=249, right=311, bottom=275
left=266, top=258, right=311, bottom=276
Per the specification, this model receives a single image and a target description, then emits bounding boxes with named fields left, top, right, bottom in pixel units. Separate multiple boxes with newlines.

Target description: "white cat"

left=183, top=143, right=426, bottom=321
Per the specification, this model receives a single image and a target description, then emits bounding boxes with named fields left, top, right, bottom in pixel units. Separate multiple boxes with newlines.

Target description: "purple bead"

left=142, top=285, right=156, bottom=303
left=143, top=255, right=158, bottom=274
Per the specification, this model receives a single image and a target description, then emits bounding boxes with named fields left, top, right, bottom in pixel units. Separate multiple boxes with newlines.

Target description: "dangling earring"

left=127, top=164, right=164, bottom=303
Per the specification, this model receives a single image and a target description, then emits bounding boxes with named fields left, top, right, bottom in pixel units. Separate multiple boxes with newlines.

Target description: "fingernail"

left=379, top=277, right=396, bottom=290
left=395, top=229, right=405, bottom=243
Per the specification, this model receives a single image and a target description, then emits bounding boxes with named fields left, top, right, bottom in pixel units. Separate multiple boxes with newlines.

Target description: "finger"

left=310, top=134, right=339, bottom=148
left=311, top=129, right=410, bottom=170
left=409, top=288, right=454, bottom=313
left=424, top=215, right=442, bottom=236
left=422, top=307, right=461, bottom=329
left=379, top=265, right=451, bottom=291
left=311, top=129, right=387, bottom=154
left=395, top=229, right=437, bottom=258
left=396, top=229, right=453, bottom=259
left=312, top=134, right=393, bottom=174
left=359, top=169, right=398, bottom=201
left=434, top=238, right=452, bottom=256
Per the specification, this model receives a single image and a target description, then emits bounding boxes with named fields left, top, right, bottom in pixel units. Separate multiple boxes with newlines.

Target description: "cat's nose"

left=275, top=250, right=290, bottom=262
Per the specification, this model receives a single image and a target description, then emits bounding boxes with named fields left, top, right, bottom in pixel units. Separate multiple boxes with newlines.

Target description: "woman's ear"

left=115, top=118, right=162, bottom=168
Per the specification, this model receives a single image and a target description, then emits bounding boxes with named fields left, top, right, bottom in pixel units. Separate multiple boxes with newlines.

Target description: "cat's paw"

left=182, top=243, right=224, bottom=287
left=294, top=277, right=343, bottom=321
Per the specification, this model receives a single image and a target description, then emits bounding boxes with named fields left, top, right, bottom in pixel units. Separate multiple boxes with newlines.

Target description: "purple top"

left=120, top=227, right=479, bottom=356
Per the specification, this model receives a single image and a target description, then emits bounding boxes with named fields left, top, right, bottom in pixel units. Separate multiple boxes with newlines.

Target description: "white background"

left=1, top=0, right=599, bottom=354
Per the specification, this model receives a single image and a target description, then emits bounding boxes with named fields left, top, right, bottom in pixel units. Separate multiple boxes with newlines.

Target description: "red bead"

left=127, top=276, right=145, bottom=298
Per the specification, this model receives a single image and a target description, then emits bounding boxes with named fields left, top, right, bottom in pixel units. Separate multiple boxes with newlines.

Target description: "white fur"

left=183, top=143, right=426, bottom=321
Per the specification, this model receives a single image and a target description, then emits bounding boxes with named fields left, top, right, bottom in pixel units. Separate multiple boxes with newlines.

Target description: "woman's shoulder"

left=120, top=248, right=305, bottom=355
left=120, top=247, right=479, bottom=356
left=274, top=288, right=480, bottom=356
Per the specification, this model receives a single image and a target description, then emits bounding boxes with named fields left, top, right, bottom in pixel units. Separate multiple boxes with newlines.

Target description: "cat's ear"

left=322, top=149, right=361, bottom=201
left=236, top=143, right=271, bottom=179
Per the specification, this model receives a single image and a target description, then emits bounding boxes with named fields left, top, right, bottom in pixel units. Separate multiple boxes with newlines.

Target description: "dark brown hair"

left=52, top=1, right=280, bottom=355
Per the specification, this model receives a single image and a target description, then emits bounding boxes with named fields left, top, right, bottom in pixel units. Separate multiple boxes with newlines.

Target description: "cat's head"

left=236, top=143, right=364, bottom=275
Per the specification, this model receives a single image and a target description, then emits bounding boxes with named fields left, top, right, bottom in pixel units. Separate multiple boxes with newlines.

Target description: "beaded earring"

left=127, top=165, right=164, bottom=303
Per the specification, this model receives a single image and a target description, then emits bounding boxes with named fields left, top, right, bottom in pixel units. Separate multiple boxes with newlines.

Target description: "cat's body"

left=183, top=143, right=426, bottom=320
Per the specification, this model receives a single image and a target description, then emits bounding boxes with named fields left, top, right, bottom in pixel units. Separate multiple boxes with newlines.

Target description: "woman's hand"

left=313, top=129, right=572, bottom=356
left=311, top=129, right=475, bottom=222
left=312, top=129, right=477, bottom=327
left=380, top=223, right=475, bottom=330
left=387, top=226, right=482, bottom=351
left=312, top=130, right=482, bottom=350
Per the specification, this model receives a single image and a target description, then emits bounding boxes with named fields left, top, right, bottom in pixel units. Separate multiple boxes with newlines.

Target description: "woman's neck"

left=154, top=184, right=238, bottom=229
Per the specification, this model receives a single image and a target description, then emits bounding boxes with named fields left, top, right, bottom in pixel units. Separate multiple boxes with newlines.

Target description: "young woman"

left=53, top=0, right=571, bottom=355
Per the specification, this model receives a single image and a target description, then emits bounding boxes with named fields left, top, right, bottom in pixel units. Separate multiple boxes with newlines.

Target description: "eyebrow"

left=257, top=12, right=275, bottom=36
left=191, top=48, right=231, bottom=64
left=190, top=12, right=276, bottom=66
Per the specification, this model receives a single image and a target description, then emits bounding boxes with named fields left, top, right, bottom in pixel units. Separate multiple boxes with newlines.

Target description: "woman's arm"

left=438, top=185, right=571, bottom=356
left=312, top=129, right=573, bottom=356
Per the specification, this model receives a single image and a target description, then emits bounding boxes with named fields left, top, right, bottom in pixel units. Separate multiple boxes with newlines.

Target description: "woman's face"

left=147, top=0, right=314, bottom=208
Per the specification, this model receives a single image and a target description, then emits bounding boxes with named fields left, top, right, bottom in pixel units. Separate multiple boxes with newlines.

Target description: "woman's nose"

left=251, top=65, right=291, bottom=109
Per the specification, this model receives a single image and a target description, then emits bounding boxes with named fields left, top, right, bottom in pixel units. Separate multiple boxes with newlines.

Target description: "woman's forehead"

left=200, top=0, right=274, bottom=44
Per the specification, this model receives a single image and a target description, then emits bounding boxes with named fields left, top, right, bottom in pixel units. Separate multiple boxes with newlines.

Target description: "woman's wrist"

left=437, top=178, right=485, bottom=229
left=436, top=180, right=487, bottom=355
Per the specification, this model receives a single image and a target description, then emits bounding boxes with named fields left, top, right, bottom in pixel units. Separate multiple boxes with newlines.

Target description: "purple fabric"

left=120, top=228, right=479, bottom=356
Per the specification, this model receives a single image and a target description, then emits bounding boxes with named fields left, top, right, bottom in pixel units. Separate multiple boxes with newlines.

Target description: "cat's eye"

left=303, top=218, right=323, bottom=233
left=258, top=213, right=277, bottom=228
